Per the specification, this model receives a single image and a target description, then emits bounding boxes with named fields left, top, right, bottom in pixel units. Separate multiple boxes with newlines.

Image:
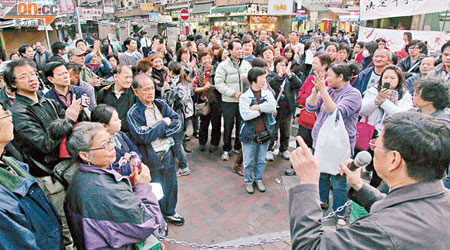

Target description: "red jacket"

left=296, top=74, right=327, bottom=129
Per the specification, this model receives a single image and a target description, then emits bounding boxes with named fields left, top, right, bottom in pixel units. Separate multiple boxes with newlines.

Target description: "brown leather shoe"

left=233, top=164, right=244, bottom=176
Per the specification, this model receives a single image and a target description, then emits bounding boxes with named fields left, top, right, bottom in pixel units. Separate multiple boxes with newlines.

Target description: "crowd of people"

left=0, top=27, right=449, bottom=249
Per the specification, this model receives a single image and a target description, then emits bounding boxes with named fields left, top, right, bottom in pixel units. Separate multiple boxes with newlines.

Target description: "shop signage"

left=140, top=3, right=153, bottom=11
left=179, top=8, right=190, bottom=21
left=160, top=15, right=172, bottom=23
left=360, top=0, right=450, bottom=20
left=268, top=0, right=293, bottom=16
left=103, top=7, right=114, bottom=14
left=149, top=13, right=159, bottom=22
left=2, top=1, right=58, bottom=26
left=358, top=27, right=450, bottom=52
left=80, top=7, right=102, bottom=17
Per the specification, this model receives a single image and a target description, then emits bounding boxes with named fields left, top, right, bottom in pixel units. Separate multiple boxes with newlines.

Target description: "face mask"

left=362, top=50, right=370, bottom=58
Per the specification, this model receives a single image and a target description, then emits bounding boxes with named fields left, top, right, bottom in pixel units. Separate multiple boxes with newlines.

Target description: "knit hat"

left=196, top=39, right=208, bottom=47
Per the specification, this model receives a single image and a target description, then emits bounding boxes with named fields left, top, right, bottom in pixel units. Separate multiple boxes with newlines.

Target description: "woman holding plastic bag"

left=306, top=62, right=362, bottom=227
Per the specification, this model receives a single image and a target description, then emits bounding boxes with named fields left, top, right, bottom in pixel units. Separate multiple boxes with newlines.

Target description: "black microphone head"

left=354, top=151, right=372, bottom=168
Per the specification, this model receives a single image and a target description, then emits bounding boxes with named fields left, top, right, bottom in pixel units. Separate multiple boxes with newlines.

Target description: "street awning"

left=211, top=5, right=247, bottom=14
left=302, top=3, right=331, bottom=13
left=192, top=2, right=214, bottom=15
left=328, top=7, right=351, bottom=16
left=165, top=4, right=188, bottom=12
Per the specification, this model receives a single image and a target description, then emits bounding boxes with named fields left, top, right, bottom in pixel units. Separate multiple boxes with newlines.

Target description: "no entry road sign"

left=180, top=8, right=189, bottom=21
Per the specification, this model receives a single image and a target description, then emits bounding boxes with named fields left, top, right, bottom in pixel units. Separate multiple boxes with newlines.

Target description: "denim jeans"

left=444, top=165, right=450, bottom=190
left=150, top=150, right=178, bottom=217
left=319, top=173, right=348, bottom=216
left=221, top=102, right=241, bottom=152
left=173, top=129, right=188, bottom=169
left=242, top=140, right=270, bottom=184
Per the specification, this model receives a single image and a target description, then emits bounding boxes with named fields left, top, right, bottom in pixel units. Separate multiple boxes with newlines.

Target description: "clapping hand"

left=65, top=96, right=83, bottom=122
left=312, top=73, right=326, bottom=92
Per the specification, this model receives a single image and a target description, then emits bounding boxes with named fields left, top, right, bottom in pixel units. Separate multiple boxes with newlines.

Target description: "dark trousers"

left=269, top=112, right=291, bottom=152
left=297, top=125, right=313, bottom=148
left=199, top=101, right=222, bottom=146
left=151, top=150, right=178, bottom=217
left=221, top=102, right=241, bottom=152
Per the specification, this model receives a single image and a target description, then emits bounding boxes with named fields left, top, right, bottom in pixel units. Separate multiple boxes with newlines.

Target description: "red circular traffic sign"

left=180, top=8, right=190, bottom=21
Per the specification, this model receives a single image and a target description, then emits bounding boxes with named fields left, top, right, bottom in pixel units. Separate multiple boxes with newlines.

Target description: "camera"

left=81, top=94, right=89, bottom=108
left=383, top=82, right=390, bottom=89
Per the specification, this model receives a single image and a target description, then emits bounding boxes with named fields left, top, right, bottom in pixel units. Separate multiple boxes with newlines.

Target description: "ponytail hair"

left=328, top=62, right=360, bottom=82
left=168, top=61, right=190, bottom=86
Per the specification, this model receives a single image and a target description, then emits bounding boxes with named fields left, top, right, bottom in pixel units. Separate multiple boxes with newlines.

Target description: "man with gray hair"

left=353, top=49, right=392, bottom=95
left=127, top=74, right=185, bottom=226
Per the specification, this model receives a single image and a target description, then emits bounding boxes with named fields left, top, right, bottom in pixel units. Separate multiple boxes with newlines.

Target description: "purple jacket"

left=306, top=83, right=362, bottom=151
left=64, top=164, right=165, bottom=250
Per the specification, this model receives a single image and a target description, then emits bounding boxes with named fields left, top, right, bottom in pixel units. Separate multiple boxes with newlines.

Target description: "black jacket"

left=48, top=54, right=66, bottom=64
left=267, top=72, right=303, bottom=115
left=96, top=83, right=136, bottom=134
left=256, top=40, right=271, bottom=57
left=397, top=53, right=425, bottom=78
left=0, top=88, right=13, bottom=110
left=10, top=94, right=71, bottom=176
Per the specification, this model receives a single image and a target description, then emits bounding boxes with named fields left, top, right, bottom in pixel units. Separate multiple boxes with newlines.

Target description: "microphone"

left=348, top=151, right=372, bottom=171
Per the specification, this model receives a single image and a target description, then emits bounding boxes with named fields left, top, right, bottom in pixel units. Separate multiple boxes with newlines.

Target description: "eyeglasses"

left=87, top=138, right=115, bottom=151
left=368, top=139, right=382, bottom=151
left=15, top=72, right=38, bottom=82
left=0, top=110, right=12, bottom=121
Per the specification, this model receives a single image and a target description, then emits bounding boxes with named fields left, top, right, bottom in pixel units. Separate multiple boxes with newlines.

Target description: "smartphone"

left=383, top=82, right=390, bottom=89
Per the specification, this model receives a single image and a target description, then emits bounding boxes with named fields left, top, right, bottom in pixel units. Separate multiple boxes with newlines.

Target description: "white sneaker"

left=221, top=151, right=230, bottom=161
left=281, top=150, right=291, bottom=160
left=266, top=151, right=274, bottom=161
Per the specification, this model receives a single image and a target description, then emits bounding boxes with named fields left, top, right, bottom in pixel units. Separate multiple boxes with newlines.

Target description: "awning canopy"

left=328, top=7, right=351, bottom=15
left=302, top=3, right=331, bottom=13
left=212, top=5, right=247, bottom=14
left=165, top=4, right=189, bottom=12
left=192, top=2, right=214, bottom=15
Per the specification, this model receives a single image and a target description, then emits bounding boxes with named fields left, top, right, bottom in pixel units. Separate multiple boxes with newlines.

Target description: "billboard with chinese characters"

left=358, top=27, right=450, bottom=52
left=360, top=0, right=450, bottom=20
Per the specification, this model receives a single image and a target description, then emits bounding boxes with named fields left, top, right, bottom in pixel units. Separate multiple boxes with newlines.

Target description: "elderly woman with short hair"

left=50, top=120, right=165, bottom=250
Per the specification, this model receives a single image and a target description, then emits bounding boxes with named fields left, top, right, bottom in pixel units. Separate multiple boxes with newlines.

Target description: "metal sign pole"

left=44, top=23, right=51, bottom=49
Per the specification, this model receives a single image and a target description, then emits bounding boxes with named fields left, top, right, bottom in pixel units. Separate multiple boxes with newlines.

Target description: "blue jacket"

left=127, top=99, right=181, bottom=171
left=239, top=88, right=277, bottom=143
left=0, top=157, right=63, bottom=250
left=352, top=66, right=375, bottom=95
left=44, top=85, right=95, bottom=110
left=110, top=131, right=141, bottom=176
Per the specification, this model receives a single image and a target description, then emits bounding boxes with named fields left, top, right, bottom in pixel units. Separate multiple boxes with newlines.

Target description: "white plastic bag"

left=314, top=109, right=351, bottom=175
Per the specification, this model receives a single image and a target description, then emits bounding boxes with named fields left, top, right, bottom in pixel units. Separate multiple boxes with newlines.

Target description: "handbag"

left=297, top=107, right=317, bottom=129
left=314, top=110, right=351, bottom=175
left=355, top=117, right=375, bottom=151
left=195, top=101, right=210, bottom=116
left=254, top=130, right=271, bottom=144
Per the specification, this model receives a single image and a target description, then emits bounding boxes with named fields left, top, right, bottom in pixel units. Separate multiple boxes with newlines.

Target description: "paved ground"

left=164, top=138, right=293, bottom=250
left=163, top=121, right=343, bottom=249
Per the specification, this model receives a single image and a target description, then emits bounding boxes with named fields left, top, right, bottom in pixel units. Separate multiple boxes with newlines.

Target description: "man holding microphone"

left=289, top=112, right=450, bottom=249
